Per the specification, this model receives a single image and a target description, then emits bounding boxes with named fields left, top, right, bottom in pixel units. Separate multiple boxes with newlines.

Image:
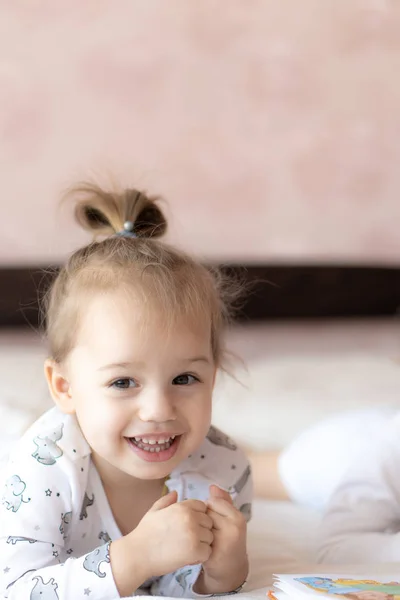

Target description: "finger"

left=180, top=499, right=208, bottom=513
left=198, top=525, right=214, bottom=545
left=207, top=497, right=239, bottom=519
left=188, top=542, right=212, bottom=565
left=208, top=510, right=241, bottom=531
left=151, top=490, right=178, bottom=511
left=206, top=508, right=227, bottom=530
left=208, top=507, right=245, bottom=531
left=198, top=512, right=214, bottom=530
left=209, top=485, right=233, bottom=504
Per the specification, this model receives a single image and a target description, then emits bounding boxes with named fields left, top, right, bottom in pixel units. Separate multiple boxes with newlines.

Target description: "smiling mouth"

left=126, top=435, right=179, bottom=453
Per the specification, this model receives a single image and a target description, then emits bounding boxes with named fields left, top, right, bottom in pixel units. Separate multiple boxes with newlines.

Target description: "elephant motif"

left=239, top=502, right=252, bottom=522
left=229, top=465, right=251, bottom=495
left=206, top=426, right=237, bottom=451
left=7, top=536, right=36, bottom=545
left=59, top=512, right=72, bottom=539
left=79, top=492, right=95, bottom=520
left=32, top=423, right=64, bottom=466
left=1, top=475, right=31, bottom=512
left=175, top=569, right=193, bottom=591
left=83, top=543, right=110, bottom=578
left=98, top=531, right=111, bottom=543
left=30, top=576, right=59, bottom=599
left=6, top=570, right=36, bottom=593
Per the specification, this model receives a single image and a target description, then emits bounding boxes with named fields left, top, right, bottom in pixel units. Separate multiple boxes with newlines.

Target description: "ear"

left=44, top=359, right=75, bottom=414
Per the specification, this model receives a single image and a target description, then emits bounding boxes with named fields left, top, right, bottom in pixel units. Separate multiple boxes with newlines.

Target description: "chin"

left=122, top=461, right=172, bottom=480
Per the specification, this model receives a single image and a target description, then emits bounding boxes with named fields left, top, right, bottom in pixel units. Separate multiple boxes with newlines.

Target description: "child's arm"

left=0, top=538, right=117, bottom=600
left=246, top=449, right=289, bottom=501
left=0, top=460, right=119, bottom=599
left=318, top=417, right=400, bottom=563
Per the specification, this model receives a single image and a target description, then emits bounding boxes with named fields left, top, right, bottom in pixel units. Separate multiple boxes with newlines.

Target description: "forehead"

left=74, top=289, right=212, bottom=356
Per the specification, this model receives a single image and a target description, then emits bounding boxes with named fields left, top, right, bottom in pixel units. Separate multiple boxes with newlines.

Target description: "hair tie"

left=115, top=221, right=137, bottom=238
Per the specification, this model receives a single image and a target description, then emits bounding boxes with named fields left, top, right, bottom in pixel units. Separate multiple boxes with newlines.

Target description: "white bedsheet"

left=246, top=500, right=319, bottom=590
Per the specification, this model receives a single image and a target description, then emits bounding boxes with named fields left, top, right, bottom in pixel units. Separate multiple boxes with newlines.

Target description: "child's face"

left=61, top=291, right=216, bottom=483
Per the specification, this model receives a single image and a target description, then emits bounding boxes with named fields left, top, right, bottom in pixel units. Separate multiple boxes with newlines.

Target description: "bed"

left=2, top=318, right=400, bottom=597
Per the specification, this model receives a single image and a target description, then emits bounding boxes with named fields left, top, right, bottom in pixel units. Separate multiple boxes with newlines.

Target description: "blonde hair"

left=44, top=182, right=239, bottom=366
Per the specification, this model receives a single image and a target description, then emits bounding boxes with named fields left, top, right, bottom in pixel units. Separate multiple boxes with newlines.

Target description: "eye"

left=110, top=378, right=137, bottom=390
left=173, top=374, right=199, bottom=386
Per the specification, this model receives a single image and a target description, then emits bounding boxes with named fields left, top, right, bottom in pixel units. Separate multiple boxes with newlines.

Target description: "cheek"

left=186, top=390, right=212, bottom=427
left=75, top=396, right=129, bottom=439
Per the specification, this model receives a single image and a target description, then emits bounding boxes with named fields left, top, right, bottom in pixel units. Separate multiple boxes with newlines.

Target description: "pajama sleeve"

left=318, top=420, right=400, bottom=564
left=0, top=539, right=117, bottom=600
left=149, top=453, right=253, bottom=598
left=0, top=453, right=119, bottom=599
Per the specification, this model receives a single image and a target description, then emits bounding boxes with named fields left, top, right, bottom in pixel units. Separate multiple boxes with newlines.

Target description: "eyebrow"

left=98, top=356, right=211, bottom=372
left=98, top=362, right=132, bottom=372
left=185, top=356, right=211, bottom=365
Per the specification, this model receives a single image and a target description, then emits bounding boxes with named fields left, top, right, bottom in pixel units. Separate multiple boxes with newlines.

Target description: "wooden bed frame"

left=1, top=265, right=400, bottom=328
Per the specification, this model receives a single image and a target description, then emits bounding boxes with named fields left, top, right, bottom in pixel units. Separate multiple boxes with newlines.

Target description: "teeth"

left=128, top=436, right=176, bottom=453
left=132, top=436, right=176, bottom=445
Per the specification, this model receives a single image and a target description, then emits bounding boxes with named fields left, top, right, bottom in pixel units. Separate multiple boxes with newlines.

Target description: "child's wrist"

left=194, top=560, right=248, bottom=595
left=109, top=537, right=150, bottom=597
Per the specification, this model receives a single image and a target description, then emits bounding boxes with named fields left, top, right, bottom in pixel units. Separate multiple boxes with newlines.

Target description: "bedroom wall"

left=1, top=0, right=400, bottom=266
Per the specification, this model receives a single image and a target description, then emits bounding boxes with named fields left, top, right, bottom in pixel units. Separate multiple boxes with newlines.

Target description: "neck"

left=91, top=451, right=166, bottom=494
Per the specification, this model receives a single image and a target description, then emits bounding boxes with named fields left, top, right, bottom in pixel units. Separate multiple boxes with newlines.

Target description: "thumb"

left=209, top=485, right=233, bottom=504
left=150, top=490, right=178, bottom=511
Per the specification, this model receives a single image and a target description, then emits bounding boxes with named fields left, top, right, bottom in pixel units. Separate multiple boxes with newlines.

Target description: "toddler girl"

left=0, top=183, right=252, bottom=599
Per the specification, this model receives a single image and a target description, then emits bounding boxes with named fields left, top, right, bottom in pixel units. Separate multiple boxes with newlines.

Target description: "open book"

left=269, top=575, right=400, bottom=600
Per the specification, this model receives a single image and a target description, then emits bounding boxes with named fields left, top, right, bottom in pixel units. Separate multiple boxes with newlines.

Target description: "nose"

left=137, top=387, right=176, bottom=424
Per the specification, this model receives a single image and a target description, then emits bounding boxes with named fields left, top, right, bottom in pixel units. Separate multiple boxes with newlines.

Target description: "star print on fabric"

left=53, top=550, right=59, bottom=558
left=84, top=589, right=91, bottom=596
left=73, top=449, right=77, bottom=453
left=34, top=525, right=40, bottom=531
left=66, top=549, right=73, bottom=555
left=3, top=567, right=10, bottom=573
left=45, top=489, right=52, bottom=497
left=231, top=464, right=236, bottom=470
left=200, top=455, right=205, bottom=459
left=56, top=493, right=60, bottom=497
left=82, top=533, right=86, bottom=538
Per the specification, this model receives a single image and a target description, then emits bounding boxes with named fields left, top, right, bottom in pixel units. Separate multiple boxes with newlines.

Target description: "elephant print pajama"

left=0, top=408, right=252, bottom=599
